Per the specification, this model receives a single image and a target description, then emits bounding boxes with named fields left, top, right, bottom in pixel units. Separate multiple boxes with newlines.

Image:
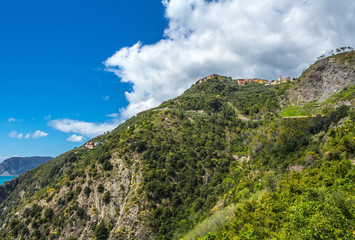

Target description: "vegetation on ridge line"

left=0, top=52, right=354, bottom=239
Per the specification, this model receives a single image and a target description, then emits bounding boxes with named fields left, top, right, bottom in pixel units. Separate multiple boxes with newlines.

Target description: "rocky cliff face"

left=0, top=178, right=18, bottom=203
left=0, top=150, right=152, bottom=240
left=71, top=153, right=151, bottom=240
left=289, top=51, right=355, bottom=104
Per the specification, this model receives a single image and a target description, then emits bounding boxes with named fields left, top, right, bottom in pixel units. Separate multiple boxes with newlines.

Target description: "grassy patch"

left=323, top=84, right=355, bottom=104
left=336, top=50, right=355, bottom=65
left=282, top=101, right=318, bottom=117
left=182, top=204, right=236, bottom=240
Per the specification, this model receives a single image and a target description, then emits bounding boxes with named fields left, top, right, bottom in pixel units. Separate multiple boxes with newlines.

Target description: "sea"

left=0, top=176, right=17, bottom=185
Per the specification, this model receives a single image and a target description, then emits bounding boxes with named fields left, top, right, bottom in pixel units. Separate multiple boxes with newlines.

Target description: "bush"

left=102, top=160, right=113, bottom=171
left=76, top=207, right=86, bottom=219
left=31, top=229, right=43, bottom=239
left=103, top=191, right=111, bottom=205
left=76, top=186, right=82, bottom=195
left=44, top=208, right=54, bottom=222
left=202, top=232, right=216, bottom=240
left=66, top=191, right=74, bottom=202
left=94, top=221, right=109, bottom=240
left=84, top=186, right=91, bottom=197
left=97, top=184, right=105, bottom=193
left=98, top=153, right=111, bottom=164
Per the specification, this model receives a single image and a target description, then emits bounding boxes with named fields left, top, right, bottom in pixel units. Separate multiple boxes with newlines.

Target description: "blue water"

left=0, top=176, right=17, bottom=185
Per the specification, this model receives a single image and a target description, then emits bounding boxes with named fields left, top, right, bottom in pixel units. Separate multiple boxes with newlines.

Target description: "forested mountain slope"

left=0, top=51, right=354, bottom=240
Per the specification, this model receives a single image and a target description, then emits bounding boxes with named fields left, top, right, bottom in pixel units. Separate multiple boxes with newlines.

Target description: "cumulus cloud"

left=48, top=119, right=121, bottom=138
left=32, top=130, right=49, bottom=139
left=105, top=0, right=355, bottom=118
left=106, top=113, right=119, bottom=118
left=8, top=130, right=48, bottom=139
left=8, top=131, right=23, bottom=139
left=66, top=134, right=84, bottom=142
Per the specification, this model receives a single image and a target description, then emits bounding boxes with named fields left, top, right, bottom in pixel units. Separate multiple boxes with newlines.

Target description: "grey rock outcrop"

left=289, top=52, right=355, bottom=104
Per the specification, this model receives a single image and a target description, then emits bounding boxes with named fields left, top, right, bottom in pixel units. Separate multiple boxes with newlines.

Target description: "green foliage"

left=94, top=221, right=109, bottom=240
left=337, top=50, right=355, bottom=65
left=103, top=191, right=111, bottom=205
left=84, top=186, right=91, bottom=197
left=31, top=229, right=43, bottom=239
left=202, top=232, right=216, bottom=240
left=0, top=69, right=354, bottom=240
left=175, top=78, right=286, bottom=119
left=23, top=204, right=43, bottom=219
left=323, top=118, right=354, bottom=160
left=97, top=184, right=104, bottom=193
left=102, top=160, right=113, bottom=171
left=282, top=101, right=318, bottom=117
left=76, top=207, right=86, bottom=219
left=44, top=208, right=54, bottom=222
left=184, top=205, right=236, bottom=240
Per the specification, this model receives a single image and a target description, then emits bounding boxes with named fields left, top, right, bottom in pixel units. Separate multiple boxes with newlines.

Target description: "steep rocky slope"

left=0, top=51, right=354, bottom=240
left=289, top=51, right=355, bottom=104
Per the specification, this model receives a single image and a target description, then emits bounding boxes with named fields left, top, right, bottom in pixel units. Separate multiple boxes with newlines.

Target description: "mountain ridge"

left=0, top=156, right=53, bottom=176
left=0, top=51, right=354, bottom=240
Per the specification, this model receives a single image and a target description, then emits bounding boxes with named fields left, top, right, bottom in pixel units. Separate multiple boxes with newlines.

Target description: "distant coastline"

left=0, top=171, right=12, bottom=177
left=0, top=176, right=17, bottom=185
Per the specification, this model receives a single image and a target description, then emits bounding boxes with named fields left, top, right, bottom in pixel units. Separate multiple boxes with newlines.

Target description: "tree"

left=103, top=191, right=111, bottom=205
left=97, top=184, right=104, bottom=193
left=44, top=208, right=54, bottom=222
left=94, top=221, right=109, bottom=240
left=84, top=186, right=91, bottom=197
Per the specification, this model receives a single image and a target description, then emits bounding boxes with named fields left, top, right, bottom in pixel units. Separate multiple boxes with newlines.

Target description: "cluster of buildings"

left=237, top=78, right=268, bottom=85
left=275, top=75, right=291, bottom=84
left=197, top=74, right=220, bottom=84
left=197, top=74, right=291, bottom=86
left=84, top=141, right=101, bottom=149
left=238, top=75, right=290, bottom=85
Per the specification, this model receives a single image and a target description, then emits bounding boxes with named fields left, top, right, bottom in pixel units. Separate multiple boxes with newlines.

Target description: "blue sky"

left=0, top=0, right=167, bottom=160
left=1, top=0, right=354, bottom=161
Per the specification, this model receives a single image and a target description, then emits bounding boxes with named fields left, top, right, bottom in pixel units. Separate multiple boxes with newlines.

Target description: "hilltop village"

left=197, top=73, right=290, bottom=85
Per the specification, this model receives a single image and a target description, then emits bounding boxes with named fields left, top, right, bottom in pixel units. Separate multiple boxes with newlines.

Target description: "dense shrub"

left=84, top=186, right=91, bottom=197
left=97, top=184, right=104, bottom=193
left=102, top=160, right=113, bottom=171
left=103, top=192, right=111, bottom=205
left=44, top=208, right=54, bottom=222
left=94, top=221, right=109, bottom=240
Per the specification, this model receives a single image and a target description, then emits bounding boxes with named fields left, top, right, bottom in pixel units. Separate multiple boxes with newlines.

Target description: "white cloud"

left=32, top=130, right=49, bottom=139
left=48, top=119, right=121, bottom=137
left=106, top=113, right=119, bottom=118
left=8, top=131, right=23, bottom=139
left=105, top=0, right=355, bottom=118
left=102, top=96, right=110, bottom=101
left=8, top=118, right=22, bottom=123
left=8, top=118, right=16, bottom=123
left=8, top=130, right=48, bottom=139
left=66, top=134, right=84, bottom=142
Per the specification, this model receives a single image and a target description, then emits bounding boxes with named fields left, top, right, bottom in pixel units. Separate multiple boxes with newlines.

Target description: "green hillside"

left=0, top=51, right=354, bottom=240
